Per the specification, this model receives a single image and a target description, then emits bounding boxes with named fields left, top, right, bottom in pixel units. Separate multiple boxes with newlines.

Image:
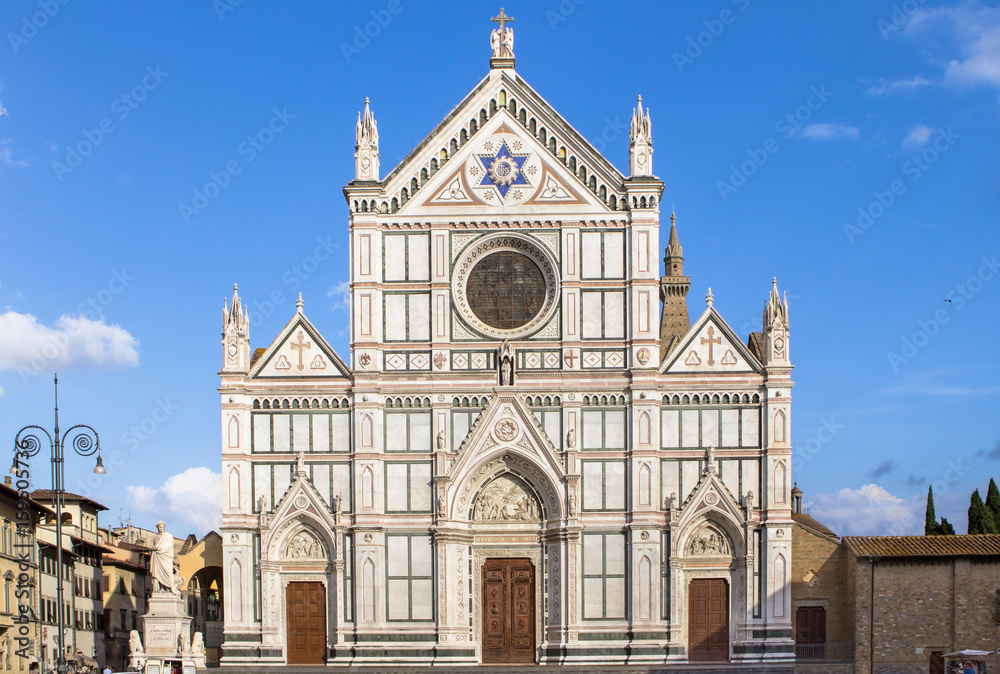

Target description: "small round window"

left=466, top=251, right=546, bottom=330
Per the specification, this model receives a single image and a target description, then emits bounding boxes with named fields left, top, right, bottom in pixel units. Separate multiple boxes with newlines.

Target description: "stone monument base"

left=140, top=592, right=207, bottom=670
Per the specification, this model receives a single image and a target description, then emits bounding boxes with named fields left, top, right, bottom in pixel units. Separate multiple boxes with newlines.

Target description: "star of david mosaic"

left=477, top=140, right=530, bottom=198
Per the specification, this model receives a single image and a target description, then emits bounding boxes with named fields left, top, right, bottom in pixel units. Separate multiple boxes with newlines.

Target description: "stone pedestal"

left=140, top=591, right=206, bottom=669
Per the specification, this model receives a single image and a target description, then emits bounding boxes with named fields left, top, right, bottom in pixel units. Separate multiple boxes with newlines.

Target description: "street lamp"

left=13, top=375, right=106, bottom=674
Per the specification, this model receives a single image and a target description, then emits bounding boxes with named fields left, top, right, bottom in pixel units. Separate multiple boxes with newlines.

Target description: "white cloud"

left=327, top=281, right=350, bottom=312
left=902, top=124, right=934, bottom=148
left=0, top=139, right=29, bottom=168
left=799, top=123, right=861, bottom=141
left=127, top=467, right=222, bottom=535
left=907, top=5, right=1000, bottom=98
left=866, top=75, right=935, bottom=96
left=804, top=483, right=923, bottom=536
left=0, top=101, right=7, bottom=118
left=0, top=310, right=140, bottom=374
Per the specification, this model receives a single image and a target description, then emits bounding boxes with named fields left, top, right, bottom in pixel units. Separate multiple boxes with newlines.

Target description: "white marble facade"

left=219, top=26, right=794, bottom=667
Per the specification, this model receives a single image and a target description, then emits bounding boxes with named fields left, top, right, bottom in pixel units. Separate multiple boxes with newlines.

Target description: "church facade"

left=219, top=17, right=795, bottom=667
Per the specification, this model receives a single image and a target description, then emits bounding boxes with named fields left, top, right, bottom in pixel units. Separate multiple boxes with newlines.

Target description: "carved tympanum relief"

left=472, top=474, right=540, bottom=523
left=687, top=525, right=731, bottom=556
left=285, top=530, right=323, bottom=559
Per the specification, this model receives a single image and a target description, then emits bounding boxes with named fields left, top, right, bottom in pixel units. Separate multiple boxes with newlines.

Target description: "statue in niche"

left=436, top=429, right=447, bottom=450
left=566, top=428, right=577, bottom=450
left=286, top=530, right=322, bottom=559
left=473, top=476, right=540, bottom=523
left=687, top=526, right=731, bottom=556
left=497, top=340, right=514, bottom=385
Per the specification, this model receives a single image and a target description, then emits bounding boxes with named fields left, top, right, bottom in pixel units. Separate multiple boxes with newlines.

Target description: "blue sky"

left=0, top=1, right=998, bottom=536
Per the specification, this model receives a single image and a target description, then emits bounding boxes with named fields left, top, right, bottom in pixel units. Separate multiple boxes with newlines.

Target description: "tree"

left=939, top=517, right=955, bottom=535
left=968, top=489, right=999, bottom=534
left=986, top=478, right=1000, bottom=527
left=925, top=486, right=941, bottom=535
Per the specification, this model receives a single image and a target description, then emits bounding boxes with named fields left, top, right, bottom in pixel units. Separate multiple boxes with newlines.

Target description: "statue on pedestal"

left=151, top=521, right=177, bottom=594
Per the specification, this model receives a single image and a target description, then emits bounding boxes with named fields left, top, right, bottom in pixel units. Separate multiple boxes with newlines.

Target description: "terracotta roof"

left=30, top=489, right=108, bottom=512
left=843, top=535, right=1000, bottom=558
left=250, top=347, right=266, bottom=368
left=746, top=332, right=764, bottom=362
left=793, top=512, right=838, bottom=539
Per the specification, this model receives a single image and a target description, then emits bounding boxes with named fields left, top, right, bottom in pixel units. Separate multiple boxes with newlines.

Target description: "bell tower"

left=658, top=213, right=691, bottom=361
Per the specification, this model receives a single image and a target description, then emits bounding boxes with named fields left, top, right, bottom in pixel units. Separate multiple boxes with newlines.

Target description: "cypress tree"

left=924, top=486, right=941, bottom=535
left=968, top=489, right=999, bottom=534
left=986, top=478, right=1000, bottom=527
left=939, top=517, right=955, bottom=535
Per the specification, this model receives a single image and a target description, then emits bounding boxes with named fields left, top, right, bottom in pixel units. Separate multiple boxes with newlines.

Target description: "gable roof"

left=250, top=307, right=350, bottom=379
left=793, top=512, right=839, bottom=541
left=843, top=534, right=1000, bottom=558
left=661, top=305, right=763, bottom=374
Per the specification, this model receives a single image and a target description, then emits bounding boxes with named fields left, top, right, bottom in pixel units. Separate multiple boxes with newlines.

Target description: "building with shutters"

left=219, top=14, right=795, bottom=667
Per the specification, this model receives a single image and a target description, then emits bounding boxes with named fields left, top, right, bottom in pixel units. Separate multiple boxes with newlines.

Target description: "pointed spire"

left=629, top=94, right=653, bottom=177
left=225, top=283, right=246, bottom=329
left=354, top=97, right=380, bottom=181
left=631, top=95, right=651, bottom=141
left=706, top=288, right=714, bottom=308
left=765, top=277, right=788, bottom=327
left=296, top=292, right=304, bottom=312
left=666, top=212, right=682, bottom=259
left=357, top=97, right=377, bottom=144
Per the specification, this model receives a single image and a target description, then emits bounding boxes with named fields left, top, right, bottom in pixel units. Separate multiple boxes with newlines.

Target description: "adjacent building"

left=843, top=535, right=1000, bottom=674
left=220, top=17, right=796, bottom=667
left=100, top=529, right=151, bottom=672
left=32, top=490, right=108, bottom=669
left=0, top=477, right=51, bottom=673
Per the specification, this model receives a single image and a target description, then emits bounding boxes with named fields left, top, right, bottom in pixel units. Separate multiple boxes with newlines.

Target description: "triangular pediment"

left=251, top=310, right=350, bottom=379
left=447, top=391, right=565, bottom=484
left=263, top=467, right=340, bottom=558
left=662, top=307, right=762, bottom=375
left=675, top=467, right=746, bottom=546
left=381, top=70, right=628, bottom=218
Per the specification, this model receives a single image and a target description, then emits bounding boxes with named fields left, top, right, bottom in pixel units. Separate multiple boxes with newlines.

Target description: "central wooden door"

left=689, top=578, right=729, bottom=662
left=482, top=558, right=535, bottom=664
left=286, top=581, right=326, bottom=665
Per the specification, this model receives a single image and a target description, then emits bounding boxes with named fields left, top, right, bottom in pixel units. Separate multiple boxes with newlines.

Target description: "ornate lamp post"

left=13, top=375, right=106, bottom=674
